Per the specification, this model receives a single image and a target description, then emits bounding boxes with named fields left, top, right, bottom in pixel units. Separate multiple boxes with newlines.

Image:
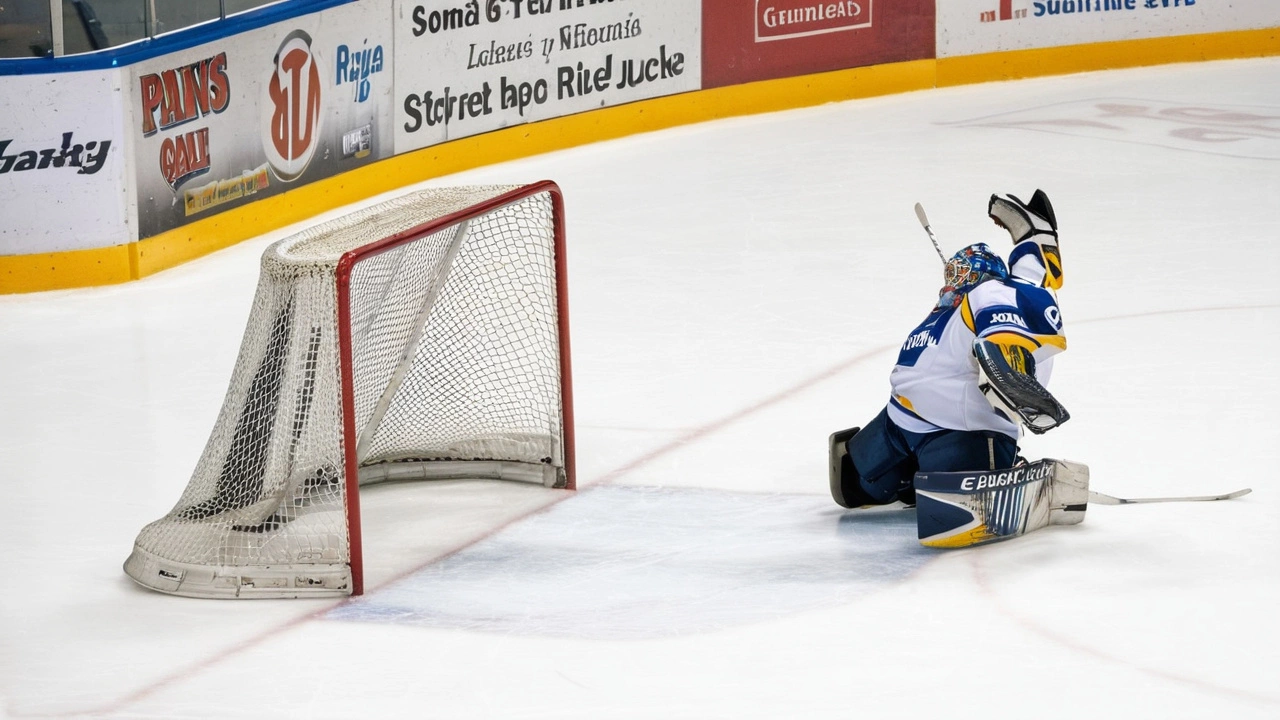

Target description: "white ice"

left=2, top=57, right=1279, bottom=719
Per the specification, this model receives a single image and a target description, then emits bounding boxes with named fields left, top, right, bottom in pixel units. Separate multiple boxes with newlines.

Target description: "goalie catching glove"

left=989, top=190, right=1063, bottom=290
left=974, top=338, right=1069, bottom=434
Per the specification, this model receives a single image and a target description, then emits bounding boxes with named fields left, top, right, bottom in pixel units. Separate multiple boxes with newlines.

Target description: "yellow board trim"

left=937, top=27, right=1280, bottom=87
left=0, top=244, right=135, bottom=294
left=5, top=25, right=1278, bottom=293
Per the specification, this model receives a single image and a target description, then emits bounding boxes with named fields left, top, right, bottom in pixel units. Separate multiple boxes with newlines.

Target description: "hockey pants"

left=847, top=407, right=1018, bottom=505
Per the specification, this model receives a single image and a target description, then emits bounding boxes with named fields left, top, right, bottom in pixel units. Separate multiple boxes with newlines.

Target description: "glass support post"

left=50, top=0, right=64, bottom=56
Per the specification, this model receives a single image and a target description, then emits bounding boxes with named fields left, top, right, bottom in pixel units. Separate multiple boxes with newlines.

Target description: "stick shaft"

left=913, top=203, right=947, bottom=263
left=1088, top=488, right=1251, bottom=505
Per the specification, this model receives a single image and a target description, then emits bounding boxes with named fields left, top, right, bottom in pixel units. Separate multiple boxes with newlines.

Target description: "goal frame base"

left=124, top=546, right=353, bottom=599
left=358, top=459, right=564, bottom=487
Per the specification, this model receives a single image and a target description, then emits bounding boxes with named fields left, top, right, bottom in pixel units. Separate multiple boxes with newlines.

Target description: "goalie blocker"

left=974, top=338, right=1069, bottom=435
left=914, top=458, right=1088, bottom=548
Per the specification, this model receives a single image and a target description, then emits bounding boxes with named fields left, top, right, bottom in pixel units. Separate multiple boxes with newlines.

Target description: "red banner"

left=702, top=0, right=935, bottom=89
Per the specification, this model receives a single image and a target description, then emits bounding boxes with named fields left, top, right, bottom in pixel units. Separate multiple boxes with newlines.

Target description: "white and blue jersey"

left=886, top=278, right=1066, bottom=439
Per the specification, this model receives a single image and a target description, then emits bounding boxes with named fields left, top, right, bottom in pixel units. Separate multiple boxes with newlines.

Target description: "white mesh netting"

left=124, top=184, right=568, bottom=598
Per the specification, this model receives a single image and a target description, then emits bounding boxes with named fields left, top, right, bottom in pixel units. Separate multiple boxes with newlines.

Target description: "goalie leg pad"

left=913, top=459, right=1089, bottom=548
left=1048, top=459, right=1089, bottom=526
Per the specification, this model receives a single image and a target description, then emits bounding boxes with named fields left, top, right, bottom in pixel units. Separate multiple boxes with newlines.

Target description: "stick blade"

left=914, top=202, right=930, bottom=229
left=1089, top=488, right=1252, bottom=505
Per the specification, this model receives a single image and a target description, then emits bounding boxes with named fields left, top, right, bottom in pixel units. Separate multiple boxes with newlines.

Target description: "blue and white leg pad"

left=913, top=459, right=1089, bottom=548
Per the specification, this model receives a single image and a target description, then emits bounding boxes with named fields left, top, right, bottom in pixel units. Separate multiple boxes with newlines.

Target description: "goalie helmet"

left=937, top=243, right=1008, bottom=308
left=944, top=242, right=1008, bottom=289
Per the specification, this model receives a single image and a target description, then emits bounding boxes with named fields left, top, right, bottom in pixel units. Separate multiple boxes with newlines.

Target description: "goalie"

left=830, top=190, right=1087, bottom=546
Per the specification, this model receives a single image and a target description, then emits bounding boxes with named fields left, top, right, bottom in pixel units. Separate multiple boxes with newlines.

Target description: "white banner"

left=394, top=0, right=702, bottom=153
left=939, top=0, right=1280, bottom=58
left=0, top=69, right=131, bottom=255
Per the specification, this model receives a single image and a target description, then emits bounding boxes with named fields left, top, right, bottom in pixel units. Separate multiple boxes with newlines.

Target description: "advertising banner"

left=0, top=69, right=129, bottom=255
left=131, top=2, right=394, bottom=238
left=939, top=0, right=1280, bottom=57
left=393, top=0, right=702, bottom=154
left=701, top=0, right=935, bottom=89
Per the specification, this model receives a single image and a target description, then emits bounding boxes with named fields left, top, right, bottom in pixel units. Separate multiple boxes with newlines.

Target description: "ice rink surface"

left=2, top=57, right=1279, bottom=718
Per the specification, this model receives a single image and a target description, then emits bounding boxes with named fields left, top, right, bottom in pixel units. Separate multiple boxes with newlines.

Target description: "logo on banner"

left=342, top=125, right=372, bottom=159
left=262, top=30, right=323, bottom=182
left=755, top=1, right=871, bottom=42
left=0, top=133, right=112, bottom=175
left=1018, top=1, right=1201, bottom=21
left=184, top=164, right=271, bottom=217
left=335, top=41, right=384, bottom=104
left=138, top=53, right=231, bottom=190
left=980, top=0, right=1030, bottom=22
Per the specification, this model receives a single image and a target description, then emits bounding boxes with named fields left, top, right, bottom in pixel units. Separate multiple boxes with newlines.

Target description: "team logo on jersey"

left=902, top=329, right=935, bottom=351
left=989, top=311, right=1029, bottom=329
left=262, top=30, right=323, bottom=182
left=1044, top=306, right=1062, bottom=330
left=896, top=308, right=952, bottom=368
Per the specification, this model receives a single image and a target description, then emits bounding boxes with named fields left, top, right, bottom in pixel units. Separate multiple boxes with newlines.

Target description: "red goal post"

left=336, top=181, right=575, bottom=596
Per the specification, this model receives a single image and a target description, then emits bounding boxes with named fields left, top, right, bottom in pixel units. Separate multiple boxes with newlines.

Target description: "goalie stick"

left=1088, top=487, right=1252, bottom=505
left=913, top=202, right=947, bottom=264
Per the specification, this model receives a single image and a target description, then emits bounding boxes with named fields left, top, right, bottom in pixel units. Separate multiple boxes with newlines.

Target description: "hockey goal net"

left=124, top=182, right=574, bottom=598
